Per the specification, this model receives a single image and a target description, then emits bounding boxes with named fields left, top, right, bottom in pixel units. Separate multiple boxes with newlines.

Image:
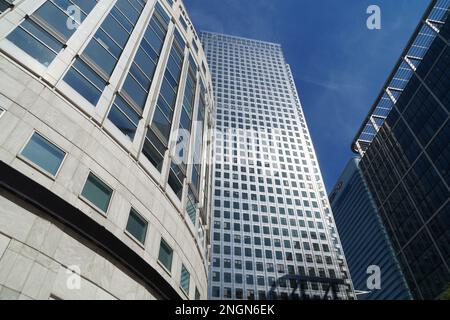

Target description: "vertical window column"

left=141, top=29, right=186, bottom=174
left=106, top=2, right=171, bottom=142
left=191, top=82, right=208, bottom=255
left=168, top=54, right=198, bottom=200
left=190, top=82, right=207, bottom=198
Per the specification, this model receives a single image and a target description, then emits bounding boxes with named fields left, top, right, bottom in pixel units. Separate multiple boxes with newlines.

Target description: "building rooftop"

left=200, top=30, right=282, bottom=48
left=351, top=0, right=450, bottom=155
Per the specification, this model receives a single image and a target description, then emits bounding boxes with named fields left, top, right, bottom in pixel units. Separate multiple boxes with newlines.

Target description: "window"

left=179, top=15, right=188, bottom=31
left=186, top=189, right=197, bottom=225
left=0, top=107, right=4, bottom=118
left=125, top=208, right=148, bottom=245
left=6, top=0, right=97, bottom=66
left=224, top=287, right=232, bottom=299
left=108, top=92, right=142, bottom=139
left=158, top=238, right=173, bottom=272
left=142, top=129, right=165, bottom=171
left=180, top=264, right=190, bottom=294
left=81, top=173, right=113, bottom=213
left=20, top=132, right=66, bottom=176
left=192, top=40, right=199, bottom=54
left=167, top=162, right=184, bottom=199
left=212, top=286, right=220, bottom=298
left=0, top=0, right=11, bottom=14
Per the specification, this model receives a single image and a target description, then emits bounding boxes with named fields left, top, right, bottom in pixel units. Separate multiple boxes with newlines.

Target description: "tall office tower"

left=201, top=31, right=354, bottom=300
left=330, top=158, right=412, bottom=300
left=352, top=0, right=450, bottom=300
left=0, top=0, right=214, bottom=300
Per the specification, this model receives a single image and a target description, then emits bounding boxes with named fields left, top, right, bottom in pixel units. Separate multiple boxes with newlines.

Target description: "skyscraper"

left=352, top=0, right=450, bottom=300
left=330, top=158, right=412, bottom=300
left=0, top=0, right=213, bottom=300
left=201, top=31, right=354, bottom=300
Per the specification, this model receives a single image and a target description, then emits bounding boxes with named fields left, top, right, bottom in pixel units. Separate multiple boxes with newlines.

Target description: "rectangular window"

left=180, top=264, right=190, bottom=294
left=126, top=208, right=148, bottom=245
left=179, top=16, right=188, bottom=31
left=0, top=0, right=11, bottom=13
left=81, top=172, right=113, bottom=213
left=0, top=106, right=4, bottom=118
left=192, top=40, right=199, bottom=54
left=167, top=162, right=184, bottom=199
left=186, top=188, right=197, bottom=225
left=212, top=287, right=220, bottom=298
left=107, top=95, right=141, bottom=140
left=141, top=129, right=165, bottom=171
left=158, top=238, right=173, bottom=272
left=20, top=132, right=66, bottom=176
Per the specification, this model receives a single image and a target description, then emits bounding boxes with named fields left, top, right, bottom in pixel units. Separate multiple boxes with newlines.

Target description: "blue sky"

left=184, top=0, right=430, bottom=192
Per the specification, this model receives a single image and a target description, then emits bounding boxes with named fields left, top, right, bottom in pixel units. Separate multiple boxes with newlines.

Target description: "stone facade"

left=0, top=0, right=213, bottom=300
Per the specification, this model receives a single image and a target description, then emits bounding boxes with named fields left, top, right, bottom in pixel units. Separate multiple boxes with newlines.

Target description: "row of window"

left=3, top=0, right=209, bottom=111
left=211, top=258, right=336, bottom=274
left=211, top=269, right=336, bottom=286
left=213, top=218, right=325, bottom=232
left=212, top=230, right=328, bottom=247
left=216, top=105, right=307, bottom=127
left=213, top=231, right=329, bottom=247
left=211, top=244, right=331, bottom=261
left=215, top=209, right=323, bottom=220
left=17, top=130, right=198, bottom=298
left=210, top=285, right=347, bottom=300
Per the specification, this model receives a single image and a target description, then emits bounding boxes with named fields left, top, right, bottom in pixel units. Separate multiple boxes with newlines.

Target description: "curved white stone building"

left=0, top=0, right=214, bottom=300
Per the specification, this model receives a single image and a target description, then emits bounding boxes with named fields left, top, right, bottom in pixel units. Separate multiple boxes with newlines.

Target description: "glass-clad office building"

left=201, top=31, right=355, bottom=300
left=352, top=0, right=450, bottom=300
left=330, top=158, right=412, bottom=300
left=0, top=0, right=213, bottom=300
